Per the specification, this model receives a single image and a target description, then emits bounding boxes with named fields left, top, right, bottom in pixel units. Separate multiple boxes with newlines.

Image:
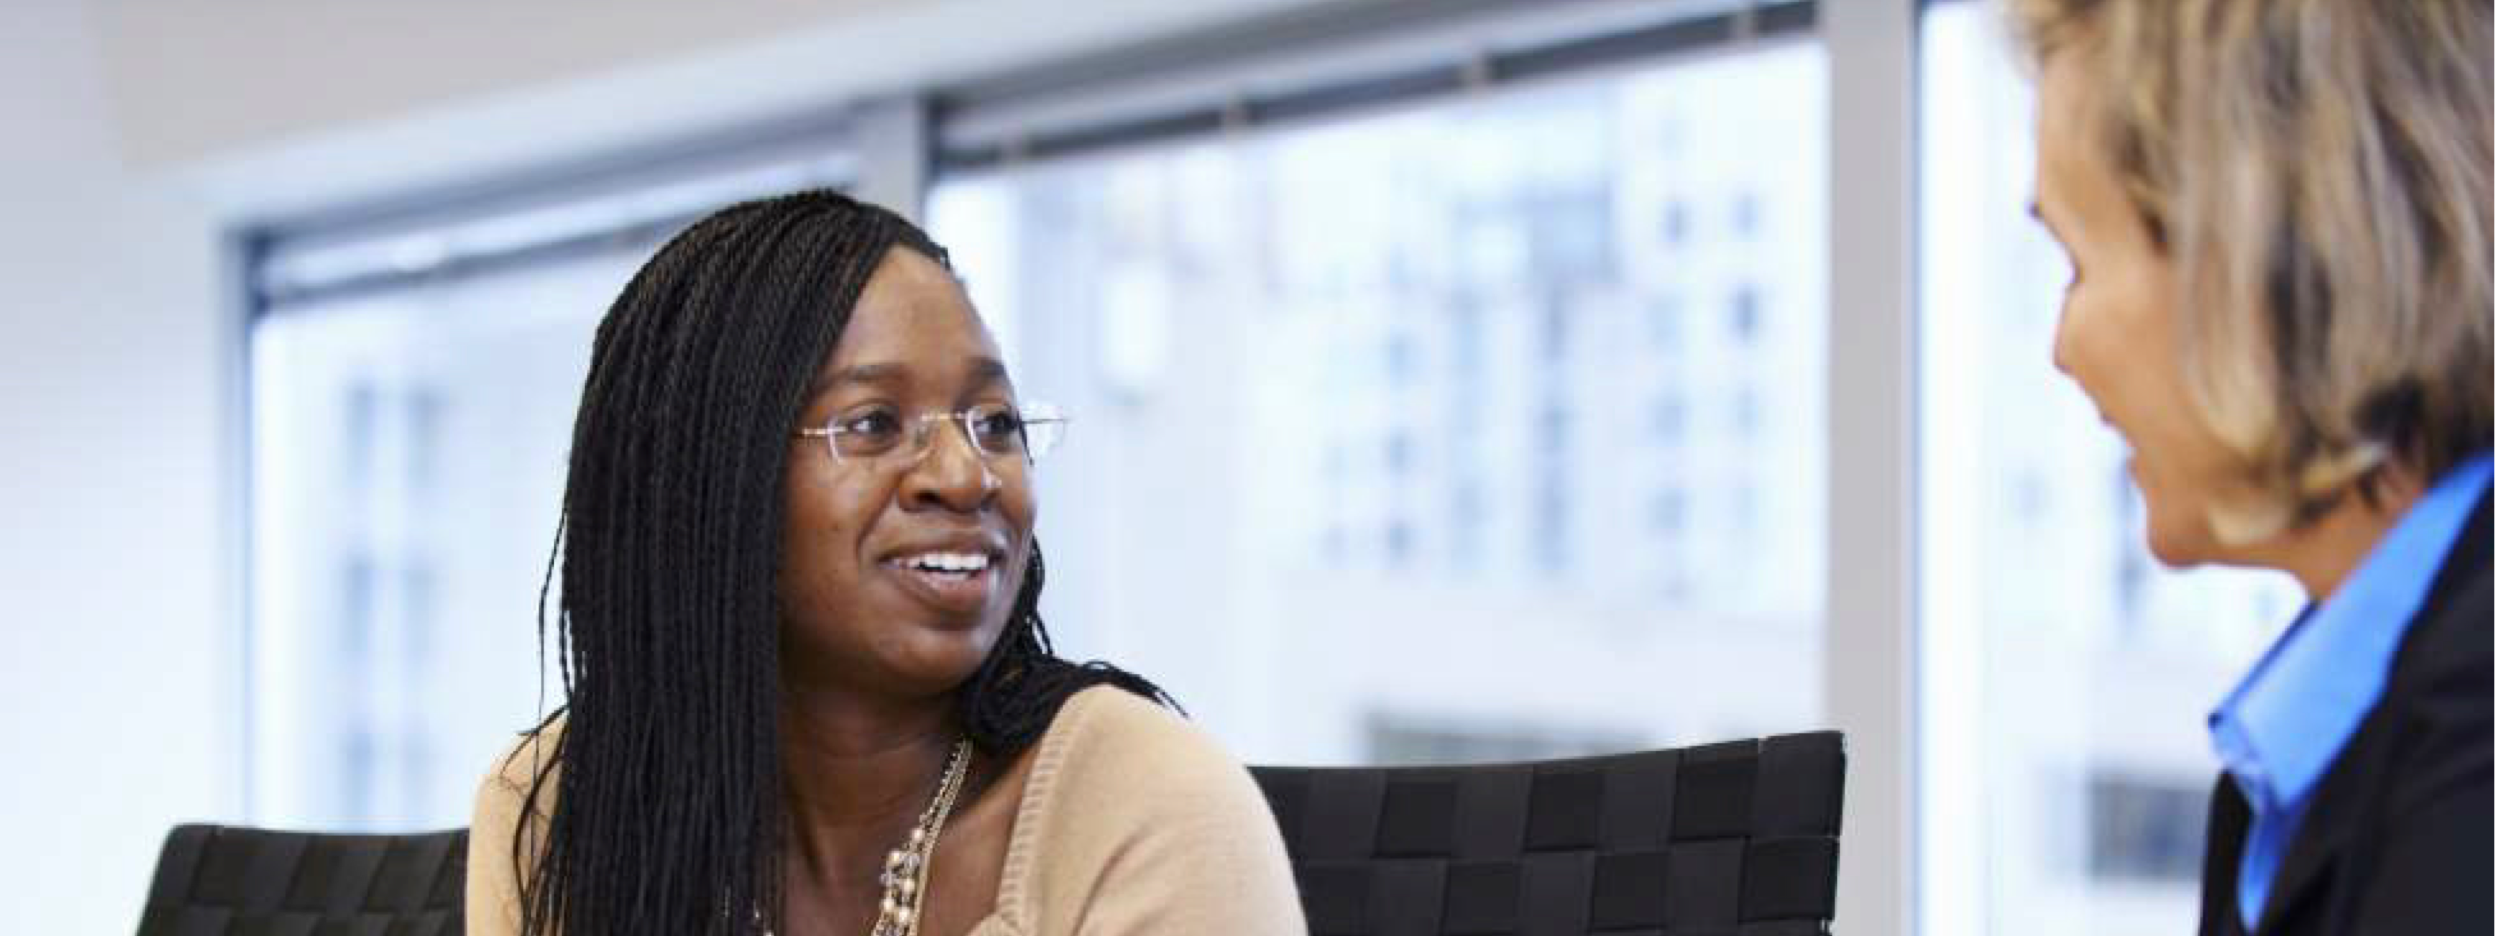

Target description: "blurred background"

left=2, top=0, right=2301, bottom=932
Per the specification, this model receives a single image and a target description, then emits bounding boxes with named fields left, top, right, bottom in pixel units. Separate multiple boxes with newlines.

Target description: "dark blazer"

left=2198, top=496, right=2492, bottom=936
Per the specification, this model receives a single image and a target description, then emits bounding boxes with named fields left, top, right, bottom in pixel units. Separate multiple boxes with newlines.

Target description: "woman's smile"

left=878, top=542, right=1006, bottom=620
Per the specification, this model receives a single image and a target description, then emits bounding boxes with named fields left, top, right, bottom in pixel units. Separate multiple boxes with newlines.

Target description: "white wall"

left=0, top=2, right=233, bottom=932
left=3, top=0, right=1336, bottom=930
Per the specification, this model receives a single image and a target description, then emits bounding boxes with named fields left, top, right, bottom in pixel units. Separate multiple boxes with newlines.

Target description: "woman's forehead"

left=814, top=269, right=1006, bottom=393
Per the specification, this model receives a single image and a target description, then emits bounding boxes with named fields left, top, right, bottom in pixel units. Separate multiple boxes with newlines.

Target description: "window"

left=929, top=39, right=1829, bottom=766
left=250, top=254, right=627, bottom=829
left=1917, top=4, right=2303, bottom=932
left=1728, top=284, right=1762, bottom=343
left=1731, top=191, right=1763, bottom=239
left=247, top=157, right=846, bottom=830
left=2086, top=774, right=2209, bottom=884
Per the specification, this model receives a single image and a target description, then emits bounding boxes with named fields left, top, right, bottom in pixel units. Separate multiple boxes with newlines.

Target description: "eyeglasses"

left=795, top=401, right=1067, bottom=466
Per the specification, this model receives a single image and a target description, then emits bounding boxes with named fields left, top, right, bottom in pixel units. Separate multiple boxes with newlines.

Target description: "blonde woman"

left=2006, top=0, right=2491, bottom=933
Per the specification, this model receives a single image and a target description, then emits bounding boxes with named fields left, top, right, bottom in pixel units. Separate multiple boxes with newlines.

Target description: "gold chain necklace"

left=869, top=738, right=973, bottom=936
left=761, top=738, right=973, bottom=936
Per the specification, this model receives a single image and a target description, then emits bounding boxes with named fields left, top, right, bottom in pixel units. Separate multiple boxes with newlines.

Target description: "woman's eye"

left=837, top=409, right=902, bottom=440
left=971, top=407, right=1027, bottom=442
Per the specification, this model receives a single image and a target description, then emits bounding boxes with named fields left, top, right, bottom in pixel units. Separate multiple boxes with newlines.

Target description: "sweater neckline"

left=959, top=684, right=1111, bottom=936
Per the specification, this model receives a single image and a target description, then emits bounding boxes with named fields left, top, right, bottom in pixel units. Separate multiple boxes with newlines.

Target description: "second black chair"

left=1248, top=731, right=1845, bottom=936
left=138, top=824, right=466, bottom=936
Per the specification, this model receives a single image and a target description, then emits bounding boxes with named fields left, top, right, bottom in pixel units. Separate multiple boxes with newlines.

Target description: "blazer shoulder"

left=2389, top=549, right=2490, bottom=701
left=2338, top=569, right=2494, bottom=936
left=2401, top=495, right=2491, bottom=672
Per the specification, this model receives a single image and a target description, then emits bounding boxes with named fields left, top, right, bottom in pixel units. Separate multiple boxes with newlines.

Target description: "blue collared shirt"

left=2209, top=451, right=2492, bottom=929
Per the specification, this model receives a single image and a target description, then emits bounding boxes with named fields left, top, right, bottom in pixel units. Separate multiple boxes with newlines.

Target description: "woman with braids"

left=464, top=192, right=1306, bottom=936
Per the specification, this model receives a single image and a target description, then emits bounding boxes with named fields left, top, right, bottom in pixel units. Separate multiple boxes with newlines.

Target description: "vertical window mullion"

left=1823, top=2, right=1921, bottom=935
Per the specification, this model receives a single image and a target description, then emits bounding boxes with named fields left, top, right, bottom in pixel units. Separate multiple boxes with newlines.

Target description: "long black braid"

left=512, top=190, right=1168, bottom=936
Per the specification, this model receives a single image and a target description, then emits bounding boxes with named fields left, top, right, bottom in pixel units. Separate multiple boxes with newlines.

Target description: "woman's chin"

left=2141, top=510, right=2222, bottom=569
left=882, top=627, right=1007, bottom=691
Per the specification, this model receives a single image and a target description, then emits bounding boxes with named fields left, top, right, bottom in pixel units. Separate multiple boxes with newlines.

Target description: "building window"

left=1731, top=191, right=1763, bottom=239
left=2086, top=775, right=2208, bottom=884
left=1729, top=284, right=1763, bottom=343
left=1663, top=200, right=1693, bottom=246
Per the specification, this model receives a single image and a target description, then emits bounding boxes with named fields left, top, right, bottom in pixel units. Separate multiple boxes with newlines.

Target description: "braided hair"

left=513, top=190, right=1168, bottom=935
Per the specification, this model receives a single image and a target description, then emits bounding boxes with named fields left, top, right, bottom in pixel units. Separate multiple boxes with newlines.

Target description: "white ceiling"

left=87, top=0, right=1343, bottom=217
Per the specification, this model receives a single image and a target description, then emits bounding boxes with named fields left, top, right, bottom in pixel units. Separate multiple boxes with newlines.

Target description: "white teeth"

left=904, top=552, right=989, bottom=573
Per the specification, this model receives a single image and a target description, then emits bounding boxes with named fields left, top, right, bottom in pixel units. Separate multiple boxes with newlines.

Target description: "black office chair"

left=138, top=824, right=467, bottom=936
left=1247, top=731, right=1845, bottom=936
left=141, top=733, right=1841, bottom=936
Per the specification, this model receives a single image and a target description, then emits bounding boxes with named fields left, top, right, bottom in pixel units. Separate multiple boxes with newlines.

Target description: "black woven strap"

left=138, top=825, right=469, bottom=936
left=1250, top=730, right=1845, bottom=935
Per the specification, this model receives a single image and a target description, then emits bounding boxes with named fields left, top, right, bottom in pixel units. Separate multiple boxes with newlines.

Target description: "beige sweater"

left=466, top=686, right=1308, bottom=935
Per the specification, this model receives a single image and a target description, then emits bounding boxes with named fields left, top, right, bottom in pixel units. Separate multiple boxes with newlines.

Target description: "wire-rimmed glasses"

left=795, top=401, right=1067, bottom=466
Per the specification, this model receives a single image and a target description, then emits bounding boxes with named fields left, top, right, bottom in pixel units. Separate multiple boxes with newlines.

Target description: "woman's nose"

left=900, top=418, right=1000, bottom=511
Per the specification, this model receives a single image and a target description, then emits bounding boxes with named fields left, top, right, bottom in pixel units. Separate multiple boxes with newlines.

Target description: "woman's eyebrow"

left=812, top=362, right=905, bottom=395
left=812, top=357, right=1012, bottom=396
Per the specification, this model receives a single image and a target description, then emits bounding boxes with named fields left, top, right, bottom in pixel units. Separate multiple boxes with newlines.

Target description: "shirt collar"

left=2210, top=451, right=2494, bottom=814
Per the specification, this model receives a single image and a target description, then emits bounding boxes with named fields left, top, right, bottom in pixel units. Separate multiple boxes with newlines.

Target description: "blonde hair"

left=2005, top=0, right=2493, bottom=538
